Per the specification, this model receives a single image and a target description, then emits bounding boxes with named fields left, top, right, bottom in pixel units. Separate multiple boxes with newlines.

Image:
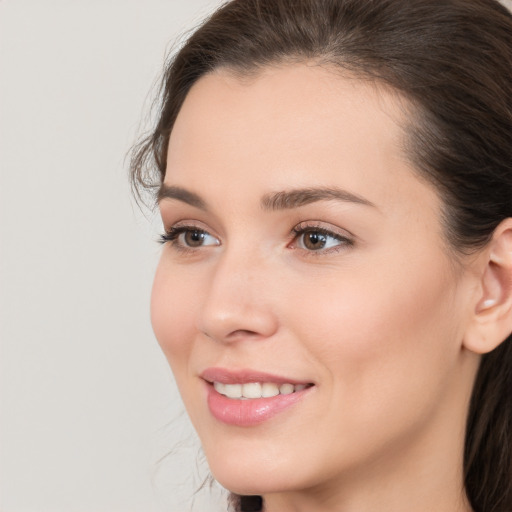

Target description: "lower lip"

left=205, top=383, right=312, bottom=426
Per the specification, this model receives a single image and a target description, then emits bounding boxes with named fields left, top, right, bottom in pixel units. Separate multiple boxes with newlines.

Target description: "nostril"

left=199, top=326, right=269, bottom=344
left=229, top=329, right=261, bottom=337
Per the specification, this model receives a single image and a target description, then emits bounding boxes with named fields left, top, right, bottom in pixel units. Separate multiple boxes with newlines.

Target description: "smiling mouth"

left=212, top=381, right=314, bottom=399
left=203, top=371, right=315, bottom=425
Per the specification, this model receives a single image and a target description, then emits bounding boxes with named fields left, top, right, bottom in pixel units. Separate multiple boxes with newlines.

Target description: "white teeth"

left=213, top=381, right=225, bottom=394
left=261, top=382, right=280, bottom=397
left=279, top=383, right=294, bottom=395
left=223, top=383, right=242, bottom=399
left=214, top=381, right=309, bottom=399
left=242, top=382, right=262, bottom=398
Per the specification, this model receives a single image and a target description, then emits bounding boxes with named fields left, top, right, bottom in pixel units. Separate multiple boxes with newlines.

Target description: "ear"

left=463, top=219, right=512, bottom=354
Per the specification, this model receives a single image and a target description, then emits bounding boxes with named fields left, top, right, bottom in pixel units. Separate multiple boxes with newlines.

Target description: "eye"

left=159, top=226, right=220, bottom=249
left=291, top=224, right=353, bottom=252
left=180, top=229, right=218, bottom=248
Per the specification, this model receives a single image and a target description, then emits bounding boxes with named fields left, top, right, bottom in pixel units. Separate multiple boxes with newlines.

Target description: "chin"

left=203, top=440, right=317, bottom=497
left=212, top=467, right=295, bottom=497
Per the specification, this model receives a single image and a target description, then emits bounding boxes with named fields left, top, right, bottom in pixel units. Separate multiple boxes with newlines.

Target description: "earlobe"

left=463, top=219, right=512, bottom=355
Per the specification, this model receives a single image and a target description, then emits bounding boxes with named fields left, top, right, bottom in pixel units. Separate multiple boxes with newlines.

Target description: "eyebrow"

left=157, top=185, right=208, bottom=210
left=261, top=187, right=376, bottom=210
left=157, top=184, right=375, bottom=211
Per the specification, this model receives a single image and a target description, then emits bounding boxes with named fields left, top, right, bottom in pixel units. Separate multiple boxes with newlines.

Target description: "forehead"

left=165, top=64, right=437, bottom=218
left=168, top=64, right=407, bottom=161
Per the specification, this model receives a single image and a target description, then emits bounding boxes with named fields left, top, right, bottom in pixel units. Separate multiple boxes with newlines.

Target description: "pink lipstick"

left=201, top=368, right=314, bottom=426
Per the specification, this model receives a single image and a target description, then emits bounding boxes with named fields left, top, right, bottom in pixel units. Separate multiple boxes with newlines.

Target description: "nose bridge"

left=196, top=244, right=278, bottom=343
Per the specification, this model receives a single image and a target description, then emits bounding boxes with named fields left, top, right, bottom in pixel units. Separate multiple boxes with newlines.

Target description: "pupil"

left=186, top=230, right=204, bottom=246
left=305, top=231, right=326, bottom=250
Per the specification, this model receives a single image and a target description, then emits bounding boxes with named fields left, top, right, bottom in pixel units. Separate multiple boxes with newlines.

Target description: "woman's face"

left=152, top=65, right=479, bottom=499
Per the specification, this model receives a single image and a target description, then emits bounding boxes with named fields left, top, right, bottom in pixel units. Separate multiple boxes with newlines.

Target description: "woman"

left=131, top=1, right=512, bottom=510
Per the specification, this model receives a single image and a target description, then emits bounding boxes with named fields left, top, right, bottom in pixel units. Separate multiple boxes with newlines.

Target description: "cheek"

left=150, top=259, right=198, bottom=374
left=262, top=257, right=465, bottom=482
left=284, top=253, right=463, bottom=428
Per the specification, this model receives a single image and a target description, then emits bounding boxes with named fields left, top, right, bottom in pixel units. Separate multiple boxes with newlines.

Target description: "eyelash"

left=159, top=226, right=195, bottom=244
left=159, top=223, right=354, bottom=254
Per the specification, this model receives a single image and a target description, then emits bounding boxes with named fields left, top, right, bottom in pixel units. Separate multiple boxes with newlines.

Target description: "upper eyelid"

left=163, top=219, right=217, bottom=234
left=166, top=218, right=209, bottom=228
left=291, top=221, right=355, bottom=239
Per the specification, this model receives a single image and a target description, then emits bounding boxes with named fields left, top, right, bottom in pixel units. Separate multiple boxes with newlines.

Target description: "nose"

left=196, top=249, right=279, bottom=344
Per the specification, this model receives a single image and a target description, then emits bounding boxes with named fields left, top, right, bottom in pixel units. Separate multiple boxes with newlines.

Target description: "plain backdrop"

left=0, top=1, right=226, bottom=511
left=1, top=1, right=512, bottom=512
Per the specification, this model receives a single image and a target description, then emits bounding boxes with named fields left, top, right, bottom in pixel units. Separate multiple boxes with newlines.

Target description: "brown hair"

left=131, top=1, right=512, bottom=511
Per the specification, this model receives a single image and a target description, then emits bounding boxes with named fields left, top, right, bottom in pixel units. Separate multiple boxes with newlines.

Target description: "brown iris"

left=302, top=230, right=327, bottom=250
left=184, top=230, right=207, bottom=247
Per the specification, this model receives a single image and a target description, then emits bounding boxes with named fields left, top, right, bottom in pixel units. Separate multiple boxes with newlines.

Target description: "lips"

left=201, top=367, right=312, bottom=385
left=201, top=367, right=314, bottom=426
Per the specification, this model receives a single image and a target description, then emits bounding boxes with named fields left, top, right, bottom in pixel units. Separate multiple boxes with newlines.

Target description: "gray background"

left=0, top=1, right=225, bottom=511
left=1, top=1, right=511, bottom=511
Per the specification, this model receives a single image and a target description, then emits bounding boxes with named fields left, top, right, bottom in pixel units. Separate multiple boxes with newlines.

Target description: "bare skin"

left=152, top=64, right=512, bottom=511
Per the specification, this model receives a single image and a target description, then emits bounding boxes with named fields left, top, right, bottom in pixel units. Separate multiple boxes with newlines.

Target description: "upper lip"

left=200, top=367, right=313, bottom=385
